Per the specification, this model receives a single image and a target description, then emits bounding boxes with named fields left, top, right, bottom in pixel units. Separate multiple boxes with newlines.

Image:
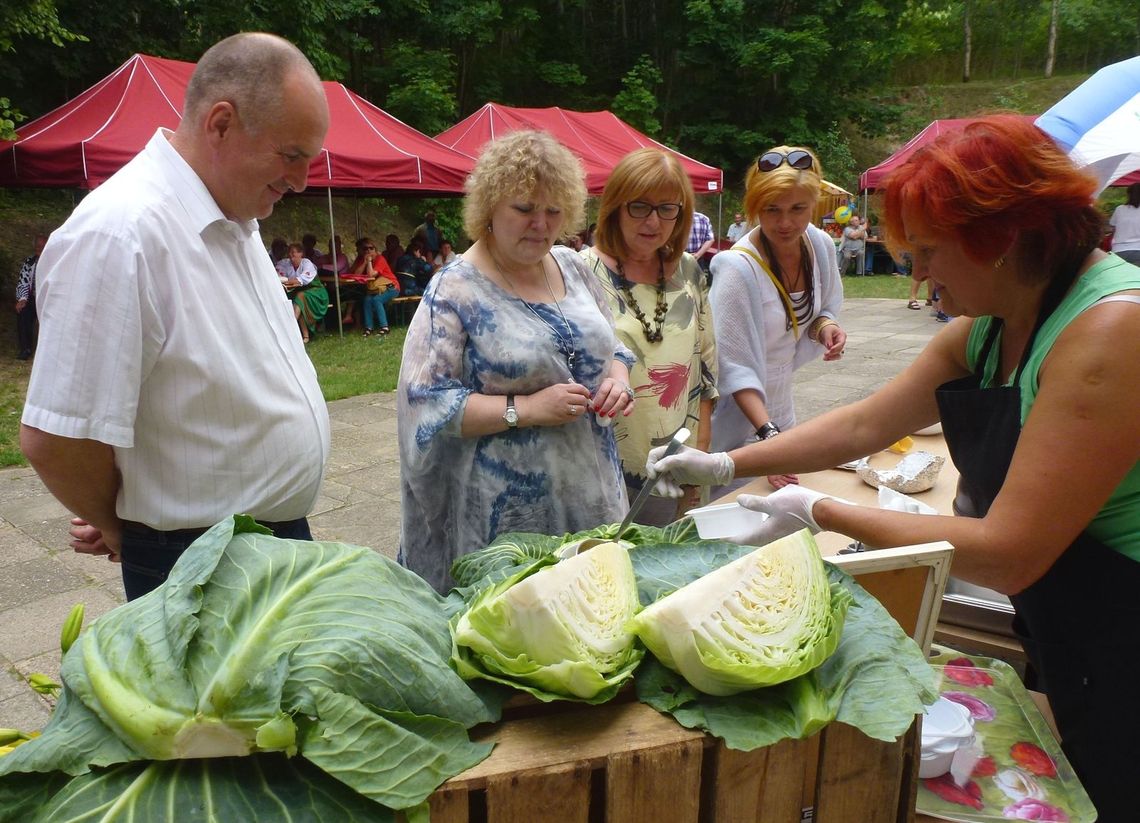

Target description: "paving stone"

left=0, top=688, right=52, bottom=733
left=0, top=588, right=122, bottom=664
left=0, top=557, right=88, bottom=611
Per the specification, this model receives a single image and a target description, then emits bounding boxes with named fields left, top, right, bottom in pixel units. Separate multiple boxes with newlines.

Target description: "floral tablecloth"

left=916, top=648, right=1097, bottom=823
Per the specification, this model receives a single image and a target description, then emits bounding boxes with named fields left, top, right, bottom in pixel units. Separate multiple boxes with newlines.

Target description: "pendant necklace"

left=616, top=256, right=668, bottom=343
left=494, top=253, right=578, bottom=375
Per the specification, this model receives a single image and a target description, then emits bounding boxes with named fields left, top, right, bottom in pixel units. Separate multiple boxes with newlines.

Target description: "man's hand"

left=15, top=298, right=28, bottom=313
left=69, top=517, right=121, bottom=563
left=646, top=444, right=734, bottom=496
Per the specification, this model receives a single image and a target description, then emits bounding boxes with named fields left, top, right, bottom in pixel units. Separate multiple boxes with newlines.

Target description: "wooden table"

left=713, top=431, right=958, bottom=556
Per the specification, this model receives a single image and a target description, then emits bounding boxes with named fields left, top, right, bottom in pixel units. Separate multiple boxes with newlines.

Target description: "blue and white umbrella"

left=1036, top=56, right=1140, bottom=194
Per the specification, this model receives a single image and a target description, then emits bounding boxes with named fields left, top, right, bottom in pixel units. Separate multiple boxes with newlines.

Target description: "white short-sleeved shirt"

left=1110, top=204, right=1140, bottom=253
left=23, top=129, right=331, bottom=530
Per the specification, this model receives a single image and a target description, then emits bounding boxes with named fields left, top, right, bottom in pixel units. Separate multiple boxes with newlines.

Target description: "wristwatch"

left=503, top=394, right=519, bottom=428
left=756, top=421, right=781, bottom=441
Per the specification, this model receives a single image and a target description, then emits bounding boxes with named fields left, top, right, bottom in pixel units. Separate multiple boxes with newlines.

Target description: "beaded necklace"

left=616, top=256, right=668, bottom=343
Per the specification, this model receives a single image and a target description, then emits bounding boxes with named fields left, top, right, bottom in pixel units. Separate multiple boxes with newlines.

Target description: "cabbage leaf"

left=0, top=516, right=497, bottom=819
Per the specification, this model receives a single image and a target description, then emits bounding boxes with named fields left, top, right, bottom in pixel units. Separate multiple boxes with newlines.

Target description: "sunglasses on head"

left=757, top=150, right=813, bottom=173
left=626, top=201, right=683, bottom=220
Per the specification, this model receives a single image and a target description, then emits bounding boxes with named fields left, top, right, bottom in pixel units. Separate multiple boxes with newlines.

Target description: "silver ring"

left=568, top=404, right=576, bottom=415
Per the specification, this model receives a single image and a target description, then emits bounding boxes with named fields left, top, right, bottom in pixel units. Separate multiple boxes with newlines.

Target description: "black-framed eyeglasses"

left=626, top=201, right=683, bottom=220
left=757, top=150, right=814, bottom=173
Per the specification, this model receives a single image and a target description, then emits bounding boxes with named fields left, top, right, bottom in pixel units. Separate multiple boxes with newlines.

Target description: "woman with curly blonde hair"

left=397, top=130, right=635, bottom=591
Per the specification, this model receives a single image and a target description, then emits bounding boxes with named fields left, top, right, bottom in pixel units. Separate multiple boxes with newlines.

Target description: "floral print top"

left=397, top=246, right=633, bottom=592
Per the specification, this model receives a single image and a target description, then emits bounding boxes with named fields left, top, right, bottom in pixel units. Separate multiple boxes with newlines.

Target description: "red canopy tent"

left=435, top=103, right=723, bottom=195
left=858, top=115, right=1138, bottom=193
left=0, top=53, right=474, bottom=194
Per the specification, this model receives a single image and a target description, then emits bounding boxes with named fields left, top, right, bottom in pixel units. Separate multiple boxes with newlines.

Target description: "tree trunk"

left=1045, top=0, right=1059, bottom=77
left=962, top=0, right=972, bottom=83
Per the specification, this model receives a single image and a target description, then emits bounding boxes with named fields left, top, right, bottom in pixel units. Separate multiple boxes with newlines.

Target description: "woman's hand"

left=820, top=323, right=847, bottom=361
left=519, top=382, right=594, bottom=426
left=767, top=473, right=799, bottom=489
left=592, top=376, right=635, bottom=419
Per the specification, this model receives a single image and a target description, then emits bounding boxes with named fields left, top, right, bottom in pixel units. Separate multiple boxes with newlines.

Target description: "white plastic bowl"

left=919, top=697, right=976, bottom=778
left=687, top=502, right=767, bottom=540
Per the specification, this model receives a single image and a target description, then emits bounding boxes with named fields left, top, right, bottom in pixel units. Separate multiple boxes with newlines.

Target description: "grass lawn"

left=0, top=275, right=913, bottom=468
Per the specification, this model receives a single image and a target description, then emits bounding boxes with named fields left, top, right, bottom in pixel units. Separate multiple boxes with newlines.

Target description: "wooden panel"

left=853, top=566, right=930, bottom=638
left=450, top=701, right=706, bottom=790
left=486, top=761, right=591, bottom=823
left=605, top=739, right=703, bottom=823
left=815, top=722, right=910, bottom=823
left=427, top=787, right=469, bottom=823
left=699, top=735, right=817, bottom=823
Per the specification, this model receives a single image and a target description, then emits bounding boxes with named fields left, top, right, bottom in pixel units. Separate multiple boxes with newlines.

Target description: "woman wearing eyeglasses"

left=581, top=148, right=719, bottom=524
left=707, top=146, right=845, bottom=491
left=350, top=237, right=400, bottom=337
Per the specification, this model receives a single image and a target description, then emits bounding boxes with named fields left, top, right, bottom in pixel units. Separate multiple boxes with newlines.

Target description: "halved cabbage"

left=450, top=541, right=643, bottom=702
left=625, top=529, right=851, bottom=696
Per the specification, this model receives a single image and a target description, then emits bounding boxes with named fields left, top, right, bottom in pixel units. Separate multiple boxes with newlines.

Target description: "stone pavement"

left=0, top=295, right=942, bottom=732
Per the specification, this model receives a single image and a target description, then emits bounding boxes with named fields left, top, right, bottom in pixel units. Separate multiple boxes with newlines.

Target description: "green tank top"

left=965, top=255, right=1140, bottom=560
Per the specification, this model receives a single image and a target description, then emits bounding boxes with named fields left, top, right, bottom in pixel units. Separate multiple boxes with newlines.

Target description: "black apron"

left=936, top=318, right=1140, bottom=822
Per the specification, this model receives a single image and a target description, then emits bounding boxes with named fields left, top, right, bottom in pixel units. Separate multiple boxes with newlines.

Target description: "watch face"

left=504, top=407, right=519, bottom=426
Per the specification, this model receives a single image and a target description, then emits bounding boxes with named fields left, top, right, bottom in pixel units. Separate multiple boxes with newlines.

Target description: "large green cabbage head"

left=625, top=529, right=852, bottom=696
left=451, top=541, right=643, bottom=702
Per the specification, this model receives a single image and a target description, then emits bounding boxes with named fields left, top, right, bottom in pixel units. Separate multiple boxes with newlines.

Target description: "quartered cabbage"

left=450, top=541, right=643, bottom=702
left=625, top=529, right=852, bottom=696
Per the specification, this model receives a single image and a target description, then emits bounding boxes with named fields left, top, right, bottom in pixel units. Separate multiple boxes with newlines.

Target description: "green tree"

left=612, top=55, right=663, bottom=135
left=0, top=0, right=84, bottom=138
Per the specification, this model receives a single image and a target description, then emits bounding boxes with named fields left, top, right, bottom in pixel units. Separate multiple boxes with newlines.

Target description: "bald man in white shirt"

left=21, top=33, right=332, bottom=600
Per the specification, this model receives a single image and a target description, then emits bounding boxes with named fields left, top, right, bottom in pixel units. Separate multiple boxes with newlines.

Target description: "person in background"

left=301, top=232, right=323, bottom=264
left=15, top=235, right=46, bottom=360
left=395, top=239, right=433, bottom=294
left=350, top=236, right=399, bottom=337
left=412, top=210, right=442, bottom=258
left=269, top=236, right=289, bottom=265
left=20, top=32, right=331, bottom=600
left=581, top=148, right=718, bottom=524
left=726, top=212, right=748, bottom=243
left=317, top=235, right=349, bottom=277
left=381, top=233, right=403, bottom=272
left=278, top=242, right=329, bottom=343
left=647, top=116, right=1140, bottom=820
left=686, top=210, right=715, bottom=275
left=584, top=222, right=597, bottom=247
left=433, top=238, right=458, bottom=269
left=707, top=145, right=844, bottom=491
left=397, top=129, right=635, bottom=592
left=1108, top=181, right=1140, bottom=265
left=837, top=214, right=867, bottom=276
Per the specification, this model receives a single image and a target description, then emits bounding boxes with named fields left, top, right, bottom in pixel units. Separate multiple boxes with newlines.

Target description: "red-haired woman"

left=647, top=115, right=1140, bottom=816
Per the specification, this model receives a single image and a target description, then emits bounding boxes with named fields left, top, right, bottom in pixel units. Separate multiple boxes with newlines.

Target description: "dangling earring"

left=994, top=256, right=1006, bottom=269
left=487, top=223, right=494, bottom=234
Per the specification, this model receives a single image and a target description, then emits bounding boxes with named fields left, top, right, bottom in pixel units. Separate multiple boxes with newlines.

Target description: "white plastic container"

left=687, top=502, right=767, bottom=540
left=919, top=697, right=977, bottom=779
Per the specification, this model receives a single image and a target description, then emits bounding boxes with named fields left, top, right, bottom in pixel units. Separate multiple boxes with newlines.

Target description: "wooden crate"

left=412, top=543, right=952, bottom=823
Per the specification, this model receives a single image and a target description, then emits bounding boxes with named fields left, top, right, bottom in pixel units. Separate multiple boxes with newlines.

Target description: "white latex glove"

left=645, top=444, right=735, bottom=498
left=730, top=486, right=851, bottom=545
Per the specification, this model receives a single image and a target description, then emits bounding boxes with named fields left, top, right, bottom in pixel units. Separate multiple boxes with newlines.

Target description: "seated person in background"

left=838, top=215, right=867, bottom=276
left=317, top=235, right=349, bottom=276
left=278, top=243, right=329, bottom=344
left=350, top=237, right=400, bottom=337
left=301, top=233, right=323, bottom=264
left=396, top=239, right=433, bottom=294
left=382, top=233, right=403, bottom=272
left=269, top=237, right=289, bottom=265
left=433, top=238, right=457, bottom=270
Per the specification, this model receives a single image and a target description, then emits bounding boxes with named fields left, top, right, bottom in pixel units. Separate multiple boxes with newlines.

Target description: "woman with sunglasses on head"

left=581, top=149, right=719, bottom=524
left=647, top=117, right=1140, bottom=818
left=707, top=146, right=845, bottom=491
left=350, top=237, right=400, bottom=337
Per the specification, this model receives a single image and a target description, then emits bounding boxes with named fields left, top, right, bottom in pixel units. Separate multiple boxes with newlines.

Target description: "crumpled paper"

left=855, top=450, right=945, bottom=493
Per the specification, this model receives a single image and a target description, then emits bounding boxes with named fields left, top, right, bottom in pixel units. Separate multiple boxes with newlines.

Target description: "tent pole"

left=327, top=187, right=343, bottom=338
